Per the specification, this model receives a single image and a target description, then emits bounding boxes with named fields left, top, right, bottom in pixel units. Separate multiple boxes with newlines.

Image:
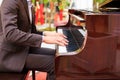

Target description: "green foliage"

left=36, top=0, right=69, bottom=9
left=32, top=0, right=36, bottom=5
left=43, top=0, right=58, bottom=4
left=50, top=0, right=58, bottom=2
left=43, top=0, right=49, bottom=5
left=95, top=0, right=105, bottom=3
left=58, top=0, right=70, bottom=10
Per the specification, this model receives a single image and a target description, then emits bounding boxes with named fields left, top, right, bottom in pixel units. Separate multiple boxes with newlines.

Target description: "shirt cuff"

left=42, top=35, right=44, bottom=42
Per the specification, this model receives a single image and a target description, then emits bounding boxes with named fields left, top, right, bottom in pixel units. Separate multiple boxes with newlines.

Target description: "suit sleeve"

left=1, top=0, right=42, bottom=47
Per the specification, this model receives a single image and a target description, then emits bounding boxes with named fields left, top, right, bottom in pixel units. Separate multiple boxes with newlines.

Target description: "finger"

left=57, top=38, right=68, bottom=46
left=57, top=37, right=67, bottom=42
left=58, top=33, right=67, bottom=38
left=55, top=40, right=65, bottom=46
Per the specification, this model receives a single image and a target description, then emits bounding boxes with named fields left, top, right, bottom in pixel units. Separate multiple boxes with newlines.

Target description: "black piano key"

left=71, top=28, right=85, bottom=48
left=63, top=29, right=79, bottom=52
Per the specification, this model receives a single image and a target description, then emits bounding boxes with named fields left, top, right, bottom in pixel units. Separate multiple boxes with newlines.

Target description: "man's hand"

left=42, top=36, right=68, bottom=46
left=43, top=31, right=66, bottom=38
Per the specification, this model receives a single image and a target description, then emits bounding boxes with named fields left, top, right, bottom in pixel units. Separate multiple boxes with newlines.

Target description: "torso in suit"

left=0, top=0, right=42, bottom=72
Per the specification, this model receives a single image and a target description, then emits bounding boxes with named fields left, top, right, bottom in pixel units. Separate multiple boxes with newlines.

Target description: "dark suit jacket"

left=0, top=0, right=42, bottom=72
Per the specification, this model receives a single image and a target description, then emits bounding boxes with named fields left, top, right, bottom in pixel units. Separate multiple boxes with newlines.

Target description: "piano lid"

left=99, top=0, right=120, bottom=12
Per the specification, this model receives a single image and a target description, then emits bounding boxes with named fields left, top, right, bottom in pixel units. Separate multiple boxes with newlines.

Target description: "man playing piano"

left=0, top=0, right=68, bottom=80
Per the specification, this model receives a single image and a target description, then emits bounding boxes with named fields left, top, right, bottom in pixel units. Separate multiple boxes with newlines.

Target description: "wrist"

left=43, top=31, right=48, bottom=36
left=42, top=36, right=45, bottom=42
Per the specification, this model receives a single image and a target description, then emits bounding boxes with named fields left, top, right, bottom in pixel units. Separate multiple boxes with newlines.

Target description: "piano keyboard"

left=56, top=27, right=87, bottom=56
left=41, top=27, right=87, bottom=56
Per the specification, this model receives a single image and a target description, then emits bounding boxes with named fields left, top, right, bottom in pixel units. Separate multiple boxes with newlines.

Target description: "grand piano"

left=55, top=0, right=120, bottom=79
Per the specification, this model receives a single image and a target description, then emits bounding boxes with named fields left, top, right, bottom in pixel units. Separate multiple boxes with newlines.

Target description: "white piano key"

left=58, top=45, right=67, bottom=53
left=78, top=29, right=87, bottom=36
left=57, top=28, right=68, bottom=53
left=41, top=42, right=56, bottom=49
left=57, top=28, right=63, bottom=33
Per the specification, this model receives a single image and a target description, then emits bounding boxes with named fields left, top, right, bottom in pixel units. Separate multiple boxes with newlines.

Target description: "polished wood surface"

left=55, top=10, right=120, bottom=79
left=86, top=14, right=109, bottom=32
left=86, top=14, right=120, bottom=45
left=56, top=47, right=120, bottom=80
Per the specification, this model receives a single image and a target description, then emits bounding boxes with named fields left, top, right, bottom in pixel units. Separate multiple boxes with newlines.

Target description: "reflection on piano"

left=99, top=0, right=120, bottom=12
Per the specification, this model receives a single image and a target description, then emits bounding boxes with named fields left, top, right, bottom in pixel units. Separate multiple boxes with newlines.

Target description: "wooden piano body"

left=55, top=0, right=120, bottom=79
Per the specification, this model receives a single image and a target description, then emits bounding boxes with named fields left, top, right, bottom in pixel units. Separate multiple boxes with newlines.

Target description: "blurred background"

left=31, top=0, right=107, bottom=31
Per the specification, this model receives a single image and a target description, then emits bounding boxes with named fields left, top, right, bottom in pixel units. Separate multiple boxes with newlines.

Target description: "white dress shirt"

left=27, top=0, right=33, bottom=23
left=0, top=0, right=3, bottom=6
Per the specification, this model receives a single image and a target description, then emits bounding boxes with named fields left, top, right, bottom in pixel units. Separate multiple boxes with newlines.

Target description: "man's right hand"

left=42, top=36, right=68, bottom=46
